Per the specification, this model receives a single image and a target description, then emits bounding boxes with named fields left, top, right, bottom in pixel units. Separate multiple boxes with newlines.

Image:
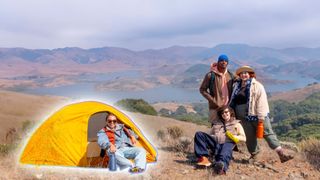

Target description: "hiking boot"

left=129, top=167, right=145, bottom=174
left=248, top=153, right=259, bottom=164
left=197, top=156, right=212, bottom=167
left=213, top=161, right=225, bottom=175
left=277, top=149, right=294, bottom=163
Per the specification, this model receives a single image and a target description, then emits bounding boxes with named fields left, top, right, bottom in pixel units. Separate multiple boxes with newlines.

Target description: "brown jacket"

left=209, top=118, right=246, bottom=144
left=199, top=69, right=234, bottom=110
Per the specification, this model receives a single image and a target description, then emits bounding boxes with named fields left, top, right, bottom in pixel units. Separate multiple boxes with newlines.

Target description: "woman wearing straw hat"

left=229, top=65, right=293, bottom=163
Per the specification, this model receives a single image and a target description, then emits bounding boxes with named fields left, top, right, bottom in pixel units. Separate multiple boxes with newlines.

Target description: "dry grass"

left=167, top=126, right=184, bottom=139
left=298, top=137, right=320, bottom=170
left=157, top=126, right=193, bottom=156
left=0, top=90, right=67, bottom=143
left=1, top=120, right=34, bottom=156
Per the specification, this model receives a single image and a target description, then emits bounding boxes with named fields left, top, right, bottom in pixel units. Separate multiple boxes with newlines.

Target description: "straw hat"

left=235, top=65, right=255, bottom=75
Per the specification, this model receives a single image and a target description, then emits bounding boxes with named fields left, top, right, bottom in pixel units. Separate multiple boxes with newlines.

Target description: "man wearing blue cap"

left=199, top=54, right=235, bottom=126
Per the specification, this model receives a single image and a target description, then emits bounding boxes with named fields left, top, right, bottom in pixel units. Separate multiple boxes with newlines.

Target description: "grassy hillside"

left=115, top=98, right=158, bottom=115
left=157, top=102, right=209, bottom=126
left=270, top=92, right=320, bottom=142
left=270, top=82, right=320, bottom=102
left=0, top=90, right=319, bottom=179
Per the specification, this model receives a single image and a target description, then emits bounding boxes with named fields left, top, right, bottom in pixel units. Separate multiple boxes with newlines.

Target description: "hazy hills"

left=1, top=44, right=320, bottom=91
left=2, top=44, right=320, bottom=66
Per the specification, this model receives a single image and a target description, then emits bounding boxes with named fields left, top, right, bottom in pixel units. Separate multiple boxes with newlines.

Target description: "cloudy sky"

left=1, top=0, right=320, bottom=50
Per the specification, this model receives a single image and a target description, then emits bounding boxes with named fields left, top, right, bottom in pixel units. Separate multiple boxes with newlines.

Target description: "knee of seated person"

left=220, top=149, right=233, bottom=156
left=113, top=151, right=122, bottom=157
left=137, top=147, right=146, bottom=155
left=195, top=131, right=203, bottom=137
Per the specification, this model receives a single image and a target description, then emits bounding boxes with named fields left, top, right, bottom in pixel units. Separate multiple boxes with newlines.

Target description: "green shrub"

left=173, top=106, right=187, bottom=116
left=192, top=103, right=209, bottom=116
left=175, top=137, right=192, bottom=153
left=22, top=120, right=34, bottom=132
left=115, top=99, right=157, bottom=116
left=157, top=129, right=166, bottom=141
left=157, top=126, right=192, bottom=155
left=273, top=115, right=320, bottom=142
left=159, top=108, right=172, bottom=116
left=0, top=143, right=17, bottom=155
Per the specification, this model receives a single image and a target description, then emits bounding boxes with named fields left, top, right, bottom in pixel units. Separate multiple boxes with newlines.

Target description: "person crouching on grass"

left=97, top=113, right=146, bottom=173
left=194, top=106, right=246, bottom=175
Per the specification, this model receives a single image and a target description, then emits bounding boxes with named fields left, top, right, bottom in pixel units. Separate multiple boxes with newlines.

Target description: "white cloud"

left=0, top=0, right=320, bottom=50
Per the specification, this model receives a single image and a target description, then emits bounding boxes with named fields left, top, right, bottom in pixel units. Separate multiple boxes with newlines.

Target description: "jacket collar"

left=211, top=65, right=227, bottom=76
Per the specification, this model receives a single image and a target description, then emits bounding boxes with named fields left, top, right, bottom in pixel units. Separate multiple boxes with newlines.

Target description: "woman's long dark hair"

left=217, top=105, right=235, bottom=121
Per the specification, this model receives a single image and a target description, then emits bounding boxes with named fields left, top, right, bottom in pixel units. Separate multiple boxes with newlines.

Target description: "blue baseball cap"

left=218, top=54, right=229, bottom=63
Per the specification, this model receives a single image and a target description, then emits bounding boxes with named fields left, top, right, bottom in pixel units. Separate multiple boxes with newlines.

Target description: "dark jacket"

left=199, top=69, right=234, bottom=110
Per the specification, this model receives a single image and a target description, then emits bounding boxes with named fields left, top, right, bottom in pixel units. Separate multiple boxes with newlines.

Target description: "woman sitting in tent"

left=97, top=113, right=146, bottom=173
left=194, top=106, right=246, bottom=175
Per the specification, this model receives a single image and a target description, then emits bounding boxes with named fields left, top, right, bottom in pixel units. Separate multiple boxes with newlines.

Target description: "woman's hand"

left=109, top=144, right=117, bottom=153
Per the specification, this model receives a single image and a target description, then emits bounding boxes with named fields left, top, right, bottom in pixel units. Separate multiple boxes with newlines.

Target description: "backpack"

left=209, top=70, right=234, bottom=96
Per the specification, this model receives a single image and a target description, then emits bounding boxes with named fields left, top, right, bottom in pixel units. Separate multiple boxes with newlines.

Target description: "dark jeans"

left=194, top=131, right=234, bottom=171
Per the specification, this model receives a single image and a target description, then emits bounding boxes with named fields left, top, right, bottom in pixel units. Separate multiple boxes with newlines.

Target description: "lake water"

left=22, top=71, right=319, bottom=103
left=22, top=71, right=203, bottom=103
left=265, top=72, right=318, bottom=92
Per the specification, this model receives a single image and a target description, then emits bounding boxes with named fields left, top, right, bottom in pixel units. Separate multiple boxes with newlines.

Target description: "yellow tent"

left=20, top=101, right=157, bottom=167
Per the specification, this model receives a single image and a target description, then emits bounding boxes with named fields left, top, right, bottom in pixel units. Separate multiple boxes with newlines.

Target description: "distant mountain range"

left=1, top=44, right=320, bottom=91
left=2, top=44, right=320, bottom=64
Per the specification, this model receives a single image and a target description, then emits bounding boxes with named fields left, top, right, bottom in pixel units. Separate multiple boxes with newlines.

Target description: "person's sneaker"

left=129, top=167, right=145, bottom=174
left=213, top=161, right=225, bottom=175
left=197, top=156, right=212, bottom=167
left=277, top=149, right=294, bottom=163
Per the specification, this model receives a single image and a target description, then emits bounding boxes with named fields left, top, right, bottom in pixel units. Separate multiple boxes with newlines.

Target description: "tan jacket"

left=248, top=78, right=270, bottom=119
left=209, top=118, right=246, bottom=144
left=199, top=69, right=234, bottom=110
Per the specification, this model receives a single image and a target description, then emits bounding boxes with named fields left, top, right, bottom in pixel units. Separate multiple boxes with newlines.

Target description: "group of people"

left=96, top=54, right=293, bottom=175
left=196, top=54, right=294, bottom=175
